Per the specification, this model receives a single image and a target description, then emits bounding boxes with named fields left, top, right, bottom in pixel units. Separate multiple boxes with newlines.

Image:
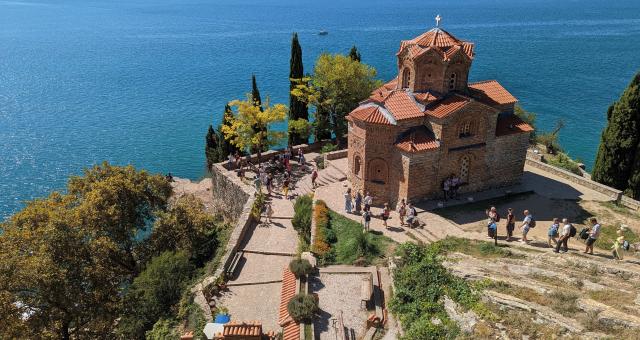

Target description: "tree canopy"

left=0, top=163, right=224, bottom=339
left=348, top=45, right=361, bottom=62
left=291, top=53, right=381, bottom=144
left=592, top=72, right=640, bottom=198
left=221, top=94, right=287, bottom=155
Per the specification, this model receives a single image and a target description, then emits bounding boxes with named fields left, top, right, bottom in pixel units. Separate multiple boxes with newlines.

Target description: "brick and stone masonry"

left=346, top=24, right=533, bottom=205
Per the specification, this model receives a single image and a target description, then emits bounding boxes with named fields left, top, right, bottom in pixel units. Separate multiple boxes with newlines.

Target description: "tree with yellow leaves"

left=221, top=94, right=287, bottom=157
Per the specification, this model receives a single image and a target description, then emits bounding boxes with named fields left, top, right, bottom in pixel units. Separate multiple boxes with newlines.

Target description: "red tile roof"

left=399, top=28, right=474, bottom=60
left=349, top=105, right=394, bottom=125
left=395, top=126, right=439, bottom=152
left=383, top=91, right=424, bottom=120
left=495, top=114, right=534, bottom=137
left=425, top=94, right=470, bottom=119
left=413, top=91, right=439, bottom=105
left=223, top=322, right=262, bottom=337
left=469, top=80, right=518, bottom=106
left=278, top=268, right=300, bottom=340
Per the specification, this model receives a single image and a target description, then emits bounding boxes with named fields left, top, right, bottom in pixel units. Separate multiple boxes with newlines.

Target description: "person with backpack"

left=612, top=229, right=625, bottom=261
left=555, top=218, right=575, bottom=253
left=362, top=209, right=371, bottom=232
left=547, top=218, right=560, bottom=247
left=486, top=207, right=500, bottom=239
left=584, top=217, right=601, bottom=255
left=519, top=210, right=534, bottom=243
left=505, top=208, right=515, bottom=241
left=406, top=203, right=417, bottom=228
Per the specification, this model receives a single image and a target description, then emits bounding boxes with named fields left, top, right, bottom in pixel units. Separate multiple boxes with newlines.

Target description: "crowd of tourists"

left=485, top=208, right=629, bottom=260
left=343, top=189, right=418, bottom=232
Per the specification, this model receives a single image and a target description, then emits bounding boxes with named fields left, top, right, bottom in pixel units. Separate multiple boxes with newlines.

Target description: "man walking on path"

left=363, top=192, right=373, bottom=211
left=584, top=217, right=601, bottom=255
left=554, top=218, right=573, bottom=253
left=519, top=210, right=534, bottom=243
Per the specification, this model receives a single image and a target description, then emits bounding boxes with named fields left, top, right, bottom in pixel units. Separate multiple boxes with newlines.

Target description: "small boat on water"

left=318, top=30, right=328, bottom=36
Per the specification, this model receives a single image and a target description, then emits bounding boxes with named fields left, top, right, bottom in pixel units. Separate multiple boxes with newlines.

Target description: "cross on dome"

left=435, top=14, right=442, bottom=27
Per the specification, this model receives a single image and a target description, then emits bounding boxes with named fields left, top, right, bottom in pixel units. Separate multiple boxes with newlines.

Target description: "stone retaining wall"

left=210, top=163, right=253, bottom=220
left=525, top=157, right=640, bottom=210
left=323, top=149, right=348, bottom=163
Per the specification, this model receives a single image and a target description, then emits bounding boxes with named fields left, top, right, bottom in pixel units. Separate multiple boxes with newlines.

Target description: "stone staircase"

left=291, top=162, right=347, bottom=198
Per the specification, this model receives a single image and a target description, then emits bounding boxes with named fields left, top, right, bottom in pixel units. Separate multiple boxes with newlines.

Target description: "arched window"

left=401, top=68, right=411, bottom=89
left=459, top=121, right=472, bottom=138
left=354, top=155, right=362, bottom=177
left=460, top=156, right=470, bottom=183
left=449, top=73, right=457, bottom=90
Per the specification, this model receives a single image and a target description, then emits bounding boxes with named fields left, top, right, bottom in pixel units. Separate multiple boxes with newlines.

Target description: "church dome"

left=398, top=27, right=474, bottom=60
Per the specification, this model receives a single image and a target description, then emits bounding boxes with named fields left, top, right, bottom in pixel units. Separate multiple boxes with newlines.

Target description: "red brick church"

left=346, top=20, right=533, bottom=204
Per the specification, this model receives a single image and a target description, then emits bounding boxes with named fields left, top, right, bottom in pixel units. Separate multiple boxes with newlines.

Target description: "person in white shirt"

left=554, top=218, right=572, bottom=253
left=520, top=210, right=533, bottom=243
left=363, top=192, right=373, bottom=211
left=585, top=217, right=601, bottom=255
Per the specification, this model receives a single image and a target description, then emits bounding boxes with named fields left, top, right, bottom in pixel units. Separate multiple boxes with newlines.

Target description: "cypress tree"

left=349, top=45, right=361, bottom=62
left=250, top=75, right=267, bottom=152
left=592, top=72, right=640, bottom=194
left=251, top=74, right=262, bottom=110
left=218, top=103, right=237, bottom=158
left=205, top=125, right=220, bottom=169
left=289, top=32, right=309, bottom=145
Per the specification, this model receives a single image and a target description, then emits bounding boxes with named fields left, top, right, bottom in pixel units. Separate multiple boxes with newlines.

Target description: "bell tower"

left=396, top=15, right=474, bottom=95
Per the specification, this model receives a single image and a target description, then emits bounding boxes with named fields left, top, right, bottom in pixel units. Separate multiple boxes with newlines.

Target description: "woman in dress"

left=344, top=188, right=353, bottom=213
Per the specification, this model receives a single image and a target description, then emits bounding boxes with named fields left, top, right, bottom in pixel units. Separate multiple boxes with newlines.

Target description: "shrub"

left=117, top=251, right=195, bottom=339
left=251, top=191, right=266, bottom=220
left=292, top=195, right=313, bottom=242
left=287, top=293, right=318, bottom=322
left=547, top=153, right=582, bottom=176
left=146, top=318, right=177, bottom=340
left=321, top=143, right=338, bottom=154
left=312, top=201, right=332, bottom=256
left=289, top=258, right=313, bottom=278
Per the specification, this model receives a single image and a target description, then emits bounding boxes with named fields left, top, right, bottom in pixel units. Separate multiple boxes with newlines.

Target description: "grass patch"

left=434, top=237, right=524, bottom=259
left=600, top=201, right=640, bottom=218
left=432, top=191, right=535, bottom=219
left=588, top=290, right=638, bottom=316
left=324, top=210, right=393, bottom=266
left=304, top=323, right=312, bottom=340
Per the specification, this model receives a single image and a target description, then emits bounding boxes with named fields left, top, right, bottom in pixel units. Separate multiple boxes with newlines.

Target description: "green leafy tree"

left=292, top=53, right=381, bottom=145
left=148, top=194, right=220, bottom=267
left=221, top=94, right=287, bottom=157
left=592, top=72, right=640, bottom=196
left=288, top=32, right=309, bottom=145
left=117, top=251, right=195, bottom=339
left=288, top=118, right=312, bottom=143
left=348, top=45, right=361, bottom=62
left=0, top=163, right=173, bottom=339
left=69, top=162, right=173, bottom=275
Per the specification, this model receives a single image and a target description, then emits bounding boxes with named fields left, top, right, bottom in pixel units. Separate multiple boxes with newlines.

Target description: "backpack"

left=495, top=213, right=501, bottom=223
left=364, top=212, right=371, bottom=222
left=569, top=225, right=577, bottom=237
left=548, top=224, right=559, bottom=237
left=623, top=240, right=630, bottom=251
left=579, top=228, right=589, bottom=240
left=528, top=217, right=536, bottom=228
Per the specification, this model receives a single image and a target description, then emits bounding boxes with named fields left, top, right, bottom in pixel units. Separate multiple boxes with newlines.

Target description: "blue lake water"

left=1, top=0, right=640, bottom=220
